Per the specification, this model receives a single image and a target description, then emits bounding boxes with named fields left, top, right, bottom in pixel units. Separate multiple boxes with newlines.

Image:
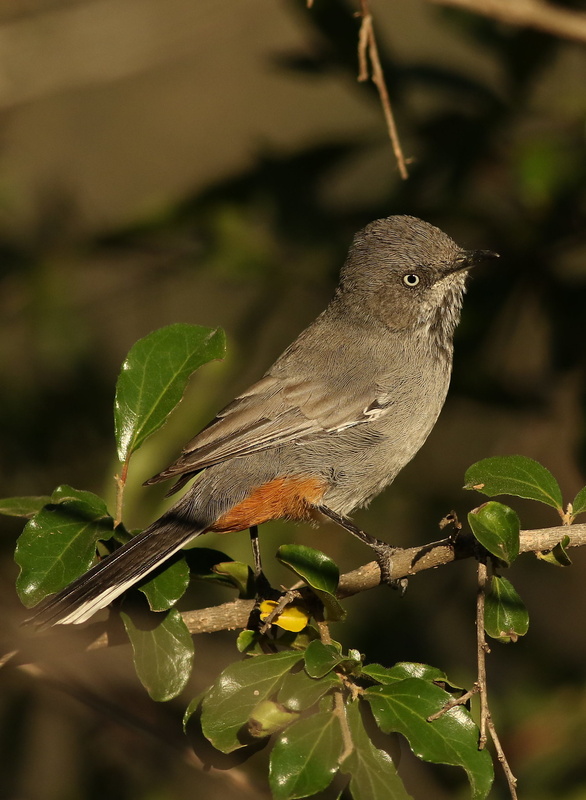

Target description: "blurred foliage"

left=1, top=0, right=586, bottom=798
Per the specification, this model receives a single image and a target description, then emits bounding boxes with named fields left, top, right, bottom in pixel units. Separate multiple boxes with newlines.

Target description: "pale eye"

left=402, top=273, right=420, bottom=287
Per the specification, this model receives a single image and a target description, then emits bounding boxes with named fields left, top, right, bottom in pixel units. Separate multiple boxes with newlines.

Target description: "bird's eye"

left=402, top=273, right=420, bottom=287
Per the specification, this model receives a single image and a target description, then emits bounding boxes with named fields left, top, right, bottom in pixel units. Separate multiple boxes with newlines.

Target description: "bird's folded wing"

left=146, top=373, right=393, bottom=484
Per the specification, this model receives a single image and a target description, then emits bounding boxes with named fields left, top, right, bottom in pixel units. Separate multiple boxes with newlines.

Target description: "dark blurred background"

left=1, top=0, right=586, bottom=797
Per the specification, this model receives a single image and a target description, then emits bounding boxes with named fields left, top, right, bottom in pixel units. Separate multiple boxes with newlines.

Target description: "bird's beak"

left=451, top=249, right=500, bottom=273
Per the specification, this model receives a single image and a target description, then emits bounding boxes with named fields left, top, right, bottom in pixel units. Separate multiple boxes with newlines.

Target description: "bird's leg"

left=249, top=525, right=271, bottom=596
left=318, top=506, right=407, bottom=592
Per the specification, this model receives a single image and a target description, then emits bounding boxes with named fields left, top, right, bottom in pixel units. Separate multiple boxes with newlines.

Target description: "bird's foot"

left=371, top=542, right=408, bottom=593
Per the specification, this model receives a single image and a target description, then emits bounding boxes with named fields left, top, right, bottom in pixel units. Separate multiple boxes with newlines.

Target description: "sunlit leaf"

left=121, top=608, right=195, bottom=702
left=571, top=486, right=586, bottom=519
left=139, top=556, right=190, bottom=611
left=536, top=535, right=572, bottom=567
left=278, top=666, right=341, bottom=712
left=342, top=701, right=412, bottom=800
left=114, top=323, right=226, bottom=462
left=0, top=496, right=52, bottom=519
left=277, top=544, right=345, bottom=621
left=15, top=487, right=115, bottom=606
left=468, top=501, right=520, bottom=566
left=484, top=576, right=529, bottom=643
left=365, top=678, right=493, bottom=799
left=201, top=651, right=303, bottom=753
left=464, top=455, right=563, bottom=511
left=269, top=711, right=343, bottom=799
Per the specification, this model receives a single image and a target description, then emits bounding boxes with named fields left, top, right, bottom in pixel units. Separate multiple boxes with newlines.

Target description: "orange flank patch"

left=210, top=475, right=327, bottom=533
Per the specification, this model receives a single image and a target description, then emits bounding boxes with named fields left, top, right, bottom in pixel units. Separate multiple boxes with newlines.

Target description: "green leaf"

left=139, top=557, right=190, bottom=611
left=213, top=561, right=254, bottom=597
left=536, top=535, right=572, bottom=567
left=365, top=678, right=494, bottom=800
left=277, top=544, right=346, bottom=621
left=484, top=576, right=529, bottom=643
left=121, top=608, right=194, bottom=702
left=304, top=640, right=344, bottom=679
left=249, top=699, right=300, bottom=738
left=114, top=323, right=226, bottom=462
left=362, top=662, right=448, bottom=686
left=468, top=501, right=520, bottom=566
left=183, top=692, right=205, bottom=732
left=201, top=651, right=303, bottom=753
left=269, top=710, right=343, bottom=800
left=342, top=701, right=412, bottom=800
left=0, top=496, right=52, bottom=519
left=571, top=485, right=586, bottom=518
left=278, top=667, right=341, bottom=712
left=464, top=455, right=563, bottom=511
left=15, top=487, right=115, bottom=606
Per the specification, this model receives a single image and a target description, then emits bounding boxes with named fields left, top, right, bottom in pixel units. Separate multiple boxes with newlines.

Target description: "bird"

left=29, top=215, right=498, bottom=626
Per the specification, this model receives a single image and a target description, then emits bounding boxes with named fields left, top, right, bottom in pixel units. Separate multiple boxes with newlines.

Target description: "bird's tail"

left=28, top=513, right=205, bottom=628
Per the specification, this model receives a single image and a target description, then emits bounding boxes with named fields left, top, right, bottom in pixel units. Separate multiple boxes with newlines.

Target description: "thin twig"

left=486, top=714, right=519, bottom=799
left=114, top=458, right=129, bottom=527
left=476, top=560, right=490, bottom=749
left=357, top=0, right=409, bottom=180
left=476, top=559, right=519, bottom=798
left=334, top=690, right=354, bottom=761
left=427, top=682, right=480, bottom=721
left=258, top=588, right=301, bottom=634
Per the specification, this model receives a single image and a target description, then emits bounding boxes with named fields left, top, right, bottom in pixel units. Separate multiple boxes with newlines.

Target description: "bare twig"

left=114, top=458, right=129, bottom=527
left=258, top=588, right=301, bottom=634
left=426, top=0, right=586, bottom=45
left=486, top=714, right=519, bottom=798
left=476, top=559, right=490, bottom=749
left=356, top=0, right=409, bottom=179
left=427, top=682, right=480, bottom=721
left=476, top=559, right=519, bottom=798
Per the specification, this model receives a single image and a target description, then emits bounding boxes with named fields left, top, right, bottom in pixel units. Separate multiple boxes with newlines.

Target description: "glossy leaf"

left=139, top=557, right=190, bottom=611
left=0, top=496, right=51, bottom=518
left=304, top=640, right=344, bottom=679
left=365, top=678, right=494, bottom=799
left=114, top=323, right=226, bottom=462
left=468, top=501, right=520, bottom=566
left=121, top=608, right=195, bottom=702
left=201, top=651, right=303, bottom=753
left=464, top=455, right=563, bottom=511
left=183, top=692, right=205, bottom=731
left=15, top=487, right=115, bottom=606
left=484, top=576, right=529, bottom=643
left=213, top=560, right=254, bottom=597
left=571, top=485, right=586, bottom=518
left=363, top=662, right=448, bottom=686
left=342, top=701, right=412, bottom=800
left=269, top=710, right=343, bottom=799
left=277, top=544, right=345, bottom=621
left=536, top=535, right=572, bottom=567
left=278, top=666, right=341, bottom=712
left=248, top=699, right=300, bottom=738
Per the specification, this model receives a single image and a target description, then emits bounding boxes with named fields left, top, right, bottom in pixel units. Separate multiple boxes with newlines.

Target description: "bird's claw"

left=372, top=543, right=408, bottom=593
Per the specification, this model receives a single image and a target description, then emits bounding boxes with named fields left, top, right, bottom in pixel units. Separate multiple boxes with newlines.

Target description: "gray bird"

left=30, top=215, right=498, bottom=626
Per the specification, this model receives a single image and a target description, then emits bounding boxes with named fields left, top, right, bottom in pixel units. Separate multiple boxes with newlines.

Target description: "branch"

left=426, top=0, right=586, bottom=45
left=6, top=523, right=583, bottom=664
left=152, top=523, right=586, bottom=637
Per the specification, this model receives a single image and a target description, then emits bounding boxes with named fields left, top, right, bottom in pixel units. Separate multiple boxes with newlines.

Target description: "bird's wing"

left=146, top=372, right=393, bottom=484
